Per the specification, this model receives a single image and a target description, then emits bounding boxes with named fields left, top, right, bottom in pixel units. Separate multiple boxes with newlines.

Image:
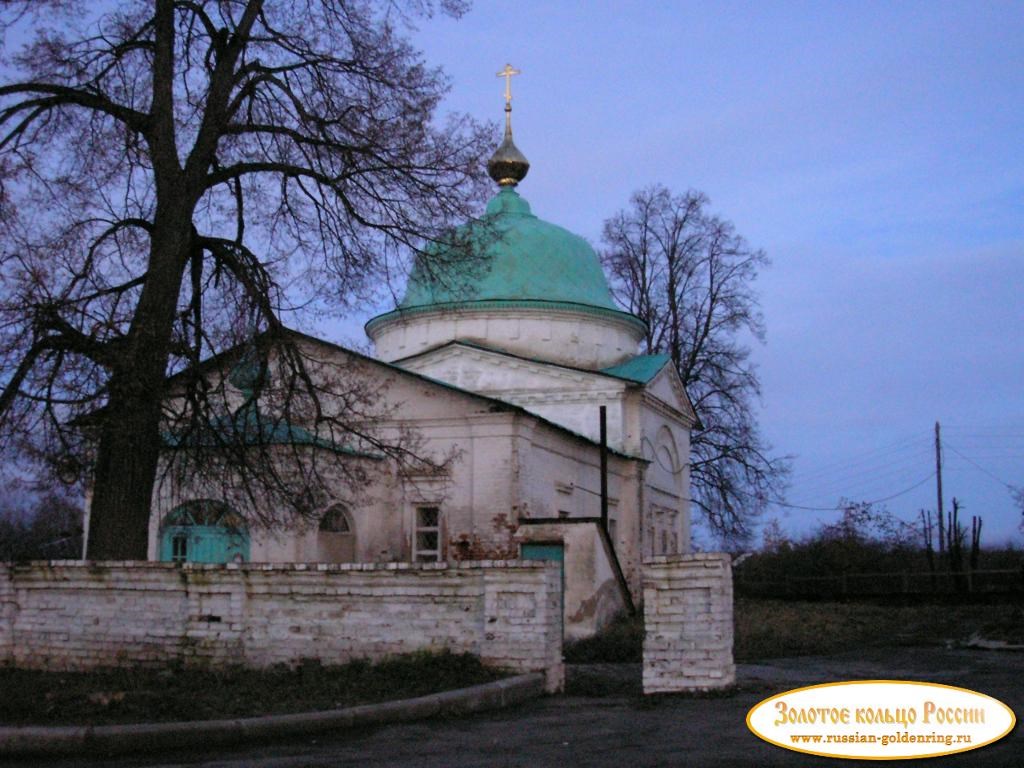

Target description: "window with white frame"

left=413, top=505, right=442, bottom=562
left=171, top=533, right=188, bottom=563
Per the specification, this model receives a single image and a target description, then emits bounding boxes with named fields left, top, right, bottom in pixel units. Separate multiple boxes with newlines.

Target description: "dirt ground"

left=11, top=645, right=1021, bottom=768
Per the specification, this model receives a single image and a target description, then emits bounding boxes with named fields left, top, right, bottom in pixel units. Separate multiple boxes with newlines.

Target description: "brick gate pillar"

left=642, top=553, right=734, bottom=694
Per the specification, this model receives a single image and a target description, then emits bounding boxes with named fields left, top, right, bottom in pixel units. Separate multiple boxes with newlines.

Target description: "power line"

left=792, top=446, right=934, bottom=499
left=762, top=471, right=937, bottom=512
left=791, top=445, right=933, bottom=490
left=788, top=432, right=931, bottom=483
left=944, top=441, right=1015, bottom=490
left=941, top=424, right=1024, bottom=434
left=794, top=442, right=937, bottom=489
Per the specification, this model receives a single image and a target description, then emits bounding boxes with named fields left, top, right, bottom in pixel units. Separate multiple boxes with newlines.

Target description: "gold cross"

left=496, top=63, right=520, bottom=108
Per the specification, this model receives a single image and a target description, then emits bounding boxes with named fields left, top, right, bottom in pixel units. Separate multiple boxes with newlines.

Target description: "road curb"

left=0, top=672, right=545, bottom=757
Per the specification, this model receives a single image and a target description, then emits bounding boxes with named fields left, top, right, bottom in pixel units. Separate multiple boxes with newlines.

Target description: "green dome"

left=368, top=189, right=633, bottom=334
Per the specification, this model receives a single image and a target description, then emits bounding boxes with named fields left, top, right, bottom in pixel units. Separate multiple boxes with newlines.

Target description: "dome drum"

left=369, top=301, right=645, bottom=369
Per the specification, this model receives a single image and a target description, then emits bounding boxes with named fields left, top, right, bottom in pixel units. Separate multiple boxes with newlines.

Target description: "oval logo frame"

left=746, top=680, right=1015, bottom=760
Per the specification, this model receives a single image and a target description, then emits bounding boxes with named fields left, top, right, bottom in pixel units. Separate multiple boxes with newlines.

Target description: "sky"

left=328, top=0, right=1024, bottom=546
left=4, top=2, right=1019, bottom=546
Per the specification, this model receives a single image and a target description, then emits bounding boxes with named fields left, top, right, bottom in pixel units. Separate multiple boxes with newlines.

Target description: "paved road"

left=5, top=646, right=1021, bottom=768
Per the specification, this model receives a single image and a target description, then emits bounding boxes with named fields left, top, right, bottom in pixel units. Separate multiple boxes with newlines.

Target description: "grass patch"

left=735, top=598, right=1024, bottom=661
left=0, top=650, right=506, bottom=726
left=564, top=612, right=644, bottom=663
left=563, top=599, right=1024, bottom=664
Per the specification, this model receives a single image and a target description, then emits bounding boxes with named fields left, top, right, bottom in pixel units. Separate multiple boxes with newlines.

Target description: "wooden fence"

left=734, top=568, right=1024, bottom=600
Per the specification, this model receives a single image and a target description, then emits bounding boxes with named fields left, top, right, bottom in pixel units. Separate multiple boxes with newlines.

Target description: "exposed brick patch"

left=449, top=512, right=519, bottom=562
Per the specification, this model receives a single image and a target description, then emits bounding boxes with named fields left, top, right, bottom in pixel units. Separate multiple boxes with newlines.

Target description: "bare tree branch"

left=0, top=83, right=150, bottom=134
left=0, top=0, right=492, bottom=558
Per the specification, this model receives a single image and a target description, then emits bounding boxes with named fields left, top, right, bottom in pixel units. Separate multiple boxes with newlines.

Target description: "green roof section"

left=371, top=188, right=623, bottom=326
left=600, top=354, right=672, bottom=384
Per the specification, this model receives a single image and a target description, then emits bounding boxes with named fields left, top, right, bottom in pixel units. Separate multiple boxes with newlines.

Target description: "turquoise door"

left=159, top=524, right=250, bottom=563
left=521, top=542, right=564, bottom=565
left=521, top=542, right=565, bottom=630
left=158, top=500, right=250, bottom=564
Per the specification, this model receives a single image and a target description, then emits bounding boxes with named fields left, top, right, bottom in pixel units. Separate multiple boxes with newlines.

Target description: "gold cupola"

left=486, top=63, right=530, bottom=187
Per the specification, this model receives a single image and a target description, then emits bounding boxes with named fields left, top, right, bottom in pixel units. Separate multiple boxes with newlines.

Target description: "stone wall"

left=642, top=553, right=734, bottom=693
left=0, top=566, right=14, bottom=662
left=0, top=560, right=564, bottom=691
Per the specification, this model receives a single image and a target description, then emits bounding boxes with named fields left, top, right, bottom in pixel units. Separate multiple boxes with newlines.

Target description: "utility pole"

left=935, top=421, right=944, bottom=557
left=599, top=406, right=609, bottom=533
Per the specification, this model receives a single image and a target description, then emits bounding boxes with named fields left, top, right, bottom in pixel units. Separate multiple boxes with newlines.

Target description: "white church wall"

left=562, top=523, right=628, bottom=639
left=507, top=398, right=625, bottom=450
left=513, top=421, right=627, bottom=522
left=640, top=404, right=691, bottom=557
left=0, top=560, right=565, bottom=692
left=368, top=390, right=644, bottom=574
left=636, top=367, right=698, bottom=558
left=510, top=420, right=646, bottom=631
left=400, top=415, right=522, bottom=561
left=647, top=368, right=680, bottom=414
left=135, top=332, right=682, bottom=641
left=146, top=451, right=404, bottom=564
left=370, top=306, right=643, bottom=369
left=644, top=365, right=699, bottom=427
left=146, top=398, right=616, bottom=571
left=515, top=521, right=629, bottom=641
left=398, top=343, right=633, bottom=450
left=146, top=339, right=532, bottom=566
left=606, top=462, right=645, bottom=599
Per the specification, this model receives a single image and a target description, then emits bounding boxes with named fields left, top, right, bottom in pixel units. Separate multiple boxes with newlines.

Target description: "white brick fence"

left=0, top=560, right=564, bottom=692
left=642, top=553, right=735, bottom=693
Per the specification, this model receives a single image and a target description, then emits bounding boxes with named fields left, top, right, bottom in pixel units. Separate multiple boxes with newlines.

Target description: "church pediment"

left=644, top=365, right=700, bottom=428
left=395, top=341, right=629, bottom=398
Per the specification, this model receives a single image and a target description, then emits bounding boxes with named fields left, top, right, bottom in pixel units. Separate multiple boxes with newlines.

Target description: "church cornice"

left=503, top=391, right=624, bottom=405
left=366, top=298, right=647, bottom=337
left=642, top=390, right=697, bottom=428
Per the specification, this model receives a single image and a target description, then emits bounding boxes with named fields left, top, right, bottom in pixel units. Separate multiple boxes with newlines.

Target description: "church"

left=139, top=75, right=698, bottom=640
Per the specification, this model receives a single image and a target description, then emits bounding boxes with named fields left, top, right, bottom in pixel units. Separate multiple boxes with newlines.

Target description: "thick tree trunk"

left=86, top=372, right=167, bottom=559
left=85, top=204, right=192, bottom=560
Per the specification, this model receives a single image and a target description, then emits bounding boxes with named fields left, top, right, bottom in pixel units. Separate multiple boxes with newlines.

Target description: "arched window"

left=159, top=500, right=249, bottom=564
left=317, top=503, right=356, bottom=563
left=319, top=504, right=352, bottom=533
left=648, top=426, right=680, bottom=490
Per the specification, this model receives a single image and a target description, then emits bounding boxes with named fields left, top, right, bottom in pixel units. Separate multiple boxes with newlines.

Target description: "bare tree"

left=969, top=514, right=982, bottom=572
left=0, top=487, right=83, bottom=561
left=919, top=508, right=936, bottom=576
left=1012, top=486, right=1024, bottom=532
left=0, top=0, right=493, bottom=559
left=601, top=185, right=787, bottom=540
